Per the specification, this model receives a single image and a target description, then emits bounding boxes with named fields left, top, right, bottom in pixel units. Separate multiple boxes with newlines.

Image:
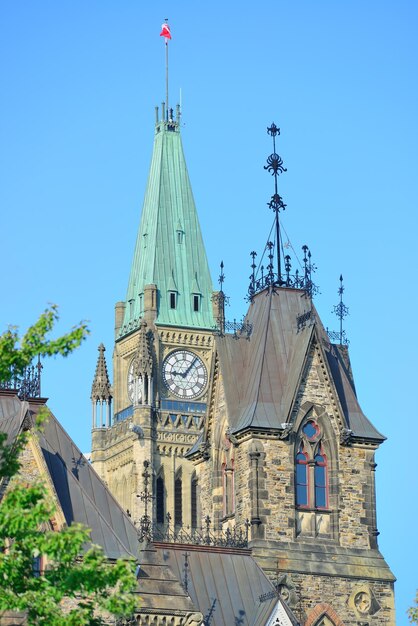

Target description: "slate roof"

left=156, top=544, right=290, bottom=626
left=216, top=287, right=384, bottom=442
left=0, top=392, right=204, bottom=615
left=0, top=393, right=139, bottom=560
left=136, top=544, right=196, bottom=614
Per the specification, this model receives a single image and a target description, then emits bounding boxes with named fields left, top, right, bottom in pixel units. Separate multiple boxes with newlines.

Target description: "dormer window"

left=193, top=294, right=200, bottom=312
left=169, top=291, right=177, bottom=309
left=176, top=221, right=184, bottom=244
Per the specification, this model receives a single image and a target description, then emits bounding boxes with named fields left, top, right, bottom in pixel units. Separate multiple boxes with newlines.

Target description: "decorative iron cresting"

left=327, top=275, right=349, bottom=345
left=247, top=123, right=319, bottom=300
left=296, top=308, right=315, bottom=332
left=0, top=356, right=42, bottom=400
left=150, top=513, right=250, bottom=548
left=137, top=462, right=250, bottom=547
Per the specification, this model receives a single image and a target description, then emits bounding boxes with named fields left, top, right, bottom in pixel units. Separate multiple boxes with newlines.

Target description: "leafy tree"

left=0, top=308, right=138, bottom=625
left=409, top=591, right=418, bottom=624
left=0, top=304, right=88, bottom=381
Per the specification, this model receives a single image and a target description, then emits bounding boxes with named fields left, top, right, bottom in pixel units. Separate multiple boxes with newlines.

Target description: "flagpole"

left=160, top=19, right=171, bottom=120
left=166, top=37, right=169, bottom=118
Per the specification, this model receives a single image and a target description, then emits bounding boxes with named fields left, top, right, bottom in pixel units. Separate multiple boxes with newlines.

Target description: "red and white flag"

left=160, top=22, right=172, bottom=39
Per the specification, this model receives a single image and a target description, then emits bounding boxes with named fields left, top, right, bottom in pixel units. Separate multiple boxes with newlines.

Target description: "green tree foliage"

left=409, top=591, right=418, bottom=624
left=0, top=309, right=138, bottom=625
left=0, top=304, right=89, bottom=381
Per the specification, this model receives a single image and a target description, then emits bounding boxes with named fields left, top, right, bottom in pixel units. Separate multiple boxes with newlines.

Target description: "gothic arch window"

left=174, top=473, right=182, bottom=526
left=295, top=420, right=329, bottom=510
left=156, top=475, right=165, bottom=524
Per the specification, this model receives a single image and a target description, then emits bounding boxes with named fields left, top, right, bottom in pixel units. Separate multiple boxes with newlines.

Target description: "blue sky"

left=1, top=1, right=417, bottom=621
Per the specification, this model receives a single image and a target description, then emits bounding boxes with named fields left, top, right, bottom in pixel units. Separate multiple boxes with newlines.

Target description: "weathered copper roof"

left=121, top=114, right=214, bottom=333
left=216, top=287, right=384, bottom=441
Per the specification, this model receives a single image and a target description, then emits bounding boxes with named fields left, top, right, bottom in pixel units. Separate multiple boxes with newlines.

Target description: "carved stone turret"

left=131, top=320, right=154, bottom=407
left=91, top=344, right=112, bottom=428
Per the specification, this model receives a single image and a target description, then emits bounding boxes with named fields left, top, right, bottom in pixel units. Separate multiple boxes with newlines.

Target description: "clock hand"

left=182, top=357, right=198, bottom=378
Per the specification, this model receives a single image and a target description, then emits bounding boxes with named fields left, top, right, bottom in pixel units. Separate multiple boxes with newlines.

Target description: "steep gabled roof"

left=216, top=287, right=384, bottom=442
left=0, top=393, right=139, bottom=560
left=217, top=287, right=313, bottom=433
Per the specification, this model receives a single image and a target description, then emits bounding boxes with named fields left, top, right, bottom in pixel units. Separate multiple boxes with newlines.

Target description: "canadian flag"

left=160, top=22, right=172, bottom=39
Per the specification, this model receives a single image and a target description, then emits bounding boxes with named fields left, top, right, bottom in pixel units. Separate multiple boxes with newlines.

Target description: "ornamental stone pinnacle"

left=132, top=320, right=153, bottom=377
left=91, top=343, right=112, bottom=402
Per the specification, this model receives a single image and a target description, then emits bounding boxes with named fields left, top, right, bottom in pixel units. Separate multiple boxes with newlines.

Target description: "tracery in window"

left=295, top=421, right=329, bottom=510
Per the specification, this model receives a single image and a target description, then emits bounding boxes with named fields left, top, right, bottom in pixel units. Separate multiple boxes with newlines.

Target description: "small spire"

left=132, top=320, right=153, bottom=377
left=247, top=122, right=319, bottom=301
left=91, top=344, right=112, bottom=402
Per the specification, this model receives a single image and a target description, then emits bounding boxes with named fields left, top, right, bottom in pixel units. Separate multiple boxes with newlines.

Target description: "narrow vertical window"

left=193, top=294, right=200, bottom=312
left=175, top=476, right=182, bottom=526
left=191, top=477, right=198, bottom=528
left=296, top=449, right=309, bottom=507
left=314, top=451, right=328, bottom=508
left=156, top=476, right=165, bottom=523
left=170, top=292, right=177, bottom=309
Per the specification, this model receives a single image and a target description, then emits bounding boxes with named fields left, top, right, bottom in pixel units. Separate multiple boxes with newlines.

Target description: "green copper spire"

left=120, top=106, right=214, bottom=335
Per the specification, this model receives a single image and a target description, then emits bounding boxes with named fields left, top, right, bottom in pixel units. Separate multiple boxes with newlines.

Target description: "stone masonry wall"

left=272, top=571, right=395, bottom=626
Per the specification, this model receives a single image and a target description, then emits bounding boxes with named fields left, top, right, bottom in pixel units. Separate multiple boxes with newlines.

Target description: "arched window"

left=191, top=476, right=198, bottom=528
left=156, top=476, right=165, bottom=524
left=314, top=449, right=328, bottom=508
left=296, top=448, right=309, bottom=507
left=295, top=421, right=329, bottom=510
left=175, top=475, right=182, bottom=526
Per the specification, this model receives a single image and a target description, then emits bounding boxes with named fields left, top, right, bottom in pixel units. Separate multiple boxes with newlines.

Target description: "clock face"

left=162, top=350, right=207, bottom=399
left=127, top=361, right=142, bottom=404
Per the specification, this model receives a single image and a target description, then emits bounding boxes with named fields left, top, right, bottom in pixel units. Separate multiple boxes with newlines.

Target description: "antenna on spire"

left=159, top=19, right=172, bottom=118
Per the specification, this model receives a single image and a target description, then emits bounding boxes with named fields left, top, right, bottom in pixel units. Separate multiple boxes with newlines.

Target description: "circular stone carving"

left=354, top=591, right=371, bottom=615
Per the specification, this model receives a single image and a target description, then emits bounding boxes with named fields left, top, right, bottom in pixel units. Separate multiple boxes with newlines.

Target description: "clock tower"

left=91, top=104, right=218, bottom=528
